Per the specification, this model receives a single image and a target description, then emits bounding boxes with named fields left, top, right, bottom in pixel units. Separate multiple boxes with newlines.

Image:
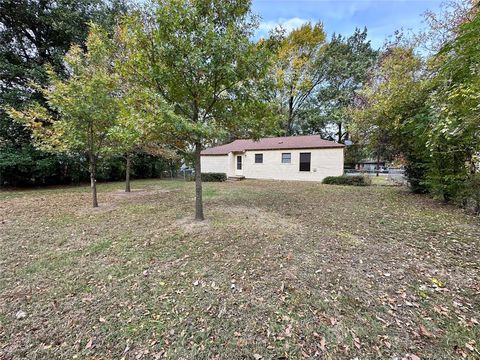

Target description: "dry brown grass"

left=1, top=179, right=479, bottom=359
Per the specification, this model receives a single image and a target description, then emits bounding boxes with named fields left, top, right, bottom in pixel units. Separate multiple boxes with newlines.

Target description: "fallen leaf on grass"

left=85, top=338, right=93, bottom=349
left=455, top=345, right=468, bottom=358
left=236, top=339, right=247, bottom=347
left=465, top=340, right=476, bottom=351
left=313, top=332, right=326, bottom=351
left=433, top=305, right=449, bottom=317
left=419, top=325, right=434, bottom=338
left=320, top=336, right=326, bottom=351
left=15, top=310, right=27, bottom=320
left=431, top=278, right=445, bottom=288
left=285, top=323, right=293, bottom=337
left=468, top=318, right=478, bottom=327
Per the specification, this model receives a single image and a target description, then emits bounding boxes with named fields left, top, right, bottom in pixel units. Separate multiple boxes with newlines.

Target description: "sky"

left=252, top=0, right=444, bottom=48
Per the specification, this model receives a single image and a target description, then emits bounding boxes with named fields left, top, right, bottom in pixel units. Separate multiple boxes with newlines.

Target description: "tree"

left=351, top=47, right=432, bottom=190
left=112, top=85, right=181, bottom=192
left=8, top=25, right=120, bottom=207
left=304, top=28, right=377, bottom=143
left=426, top=10, right=480, bottom=204
left=416, top=0, right=477, bottom=54
left=121, top=0, right=276, bottom=220
left=273, top=22, right=326, bottom=135
left=0, top=0, right=129, bottom=186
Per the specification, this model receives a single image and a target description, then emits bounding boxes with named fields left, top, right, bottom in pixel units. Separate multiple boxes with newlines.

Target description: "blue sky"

left=252, top=0, right=443, bottom=48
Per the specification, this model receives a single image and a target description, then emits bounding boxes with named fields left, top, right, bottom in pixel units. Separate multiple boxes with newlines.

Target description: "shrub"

left=322, top=175, right=371, bottom=186
left=455, top=174, right=480, bottom=214
left=201, top=172, right=227, bottom=182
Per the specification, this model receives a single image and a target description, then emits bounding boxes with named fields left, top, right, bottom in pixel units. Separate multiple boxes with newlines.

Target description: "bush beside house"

left=201, top=173, right=227, bottom=182
left=322, top=175, right=371, bottom=186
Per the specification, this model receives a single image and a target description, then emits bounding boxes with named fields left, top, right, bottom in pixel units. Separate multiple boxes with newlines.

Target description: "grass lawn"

left=1, top=179, right=479, bottom=359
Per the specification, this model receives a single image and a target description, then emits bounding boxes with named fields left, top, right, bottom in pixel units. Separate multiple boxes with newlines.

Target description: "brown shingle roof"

left=201, top=135, right=344, bottom=155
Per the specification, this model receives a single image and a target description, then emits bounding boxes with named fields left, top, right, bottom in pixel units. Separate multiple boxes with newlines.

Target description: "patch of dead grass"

left=0, top=179, right=479, bottom=359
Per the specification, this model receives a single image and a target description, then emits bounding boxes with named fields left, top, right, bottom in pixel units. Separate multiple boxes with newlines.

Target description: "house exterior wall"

left=201, top=155, right=230, bottom=175
left=242, top=148, right=343, bottom=181
left=201, top=147, right=344, bottom=181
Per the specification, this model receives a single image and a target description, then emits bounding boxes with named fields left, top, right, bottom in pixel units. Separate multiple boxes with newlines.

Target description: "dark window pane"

left=255, top=154, right=263, bottom=163
left=281, top=153, right=291, bottom=163
left=237, top=155, right=242, bottom=170
left=299, top=152, right=311, bottom=171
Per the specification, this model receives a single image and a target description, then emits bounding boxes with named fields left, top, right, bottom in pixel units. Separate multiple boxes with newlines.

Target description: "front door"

left=235, top=155, right=243, bottom=176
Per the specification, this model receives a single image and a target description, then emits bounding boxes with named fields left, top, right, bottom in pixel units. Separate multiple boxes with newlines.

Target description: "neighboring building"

left=200, top=135, right=344, bottom=181
left=355, top=159, right=387, bottom=173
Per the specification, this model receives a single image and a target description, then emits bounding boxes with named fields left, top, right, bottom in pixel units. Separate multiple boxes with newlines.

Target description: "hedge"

left=322, top=175, right=371, bottom=186
left=201, top=172, right=227, bottom=182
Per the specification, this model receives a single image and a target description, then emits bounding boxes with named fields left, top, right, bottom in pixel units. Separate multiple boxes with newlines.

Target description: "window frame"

left=281, top=152, right=291, bottom=164
left=299, top=152, right=311, bottom=172
left=254, top=153, right=263, bottom=164
left=236, top=155, right=242, bottom=170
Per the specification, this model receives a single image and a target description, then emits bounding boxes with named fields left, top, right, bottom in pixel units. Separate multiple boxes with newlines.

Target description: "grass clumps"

left=322, top=175, right=371, bottom=186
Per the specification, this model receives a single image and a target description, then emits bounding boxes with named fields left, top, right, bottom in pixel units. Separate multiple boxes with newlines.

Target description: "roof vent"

left=278, top=141, right=283, bottom=144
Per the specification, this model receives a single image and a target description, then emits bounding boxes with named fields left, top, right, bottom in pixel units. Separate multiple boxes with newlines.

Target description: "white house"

left=200, top=135, right=344, bottom=181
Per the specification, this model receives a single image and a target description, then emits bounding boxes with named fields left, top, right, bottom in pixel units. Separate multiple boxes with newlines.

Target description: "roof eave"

left=201, top=145, right=344, bottom=156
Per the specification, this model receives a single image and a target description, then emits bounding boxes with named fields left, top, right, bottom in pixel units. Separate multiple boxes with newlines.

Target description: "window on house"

left=255, top=154, right=263, bottom=163
left=299, top=152, right=311, bottom=171
left=281, top=153, right=291, bottom=163
left=237, top=155, right=242, bottom=170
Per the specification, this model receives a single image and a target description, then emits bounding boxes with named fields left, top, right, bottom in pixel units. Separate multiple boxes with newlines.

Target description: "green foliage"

left=0, top=145, right=83, bottom=186
left=120, top=0, right=277, bottom=218
left=456, top=174, right=480, bottom=214
left=425, top=11, right=480, bottom=201
left=351, top=5, right=480, bottom=211
left=343, top=143, right=370, bottom=169
left=301, top=28, right=378, bottom=142
left=273, top=22, right=326, bottom=134
left=7, top=24, right=125, bottom=206
left=8, top=25, right=121, bottom=157
left=111, top=24, right=184, bottom=157
left=322, top=175, right=371, bottom=186
left=0, top=146, right=175, bottom=186
left=0, top=0, right=130, bottom=187
left=200, top=173, right=227, bottom=182
left=121, top=0, right=276, bottom=142
left=352, top=47, right=432, bottom=193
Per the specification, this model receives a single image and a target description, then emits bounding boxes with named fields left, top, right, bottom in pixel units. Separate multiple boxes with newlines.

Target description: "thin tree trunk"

left=376, top=152, right=380, bottom=177
left=89, top=154, right=98, bottom=208
left=287, top=95, right=294, bottom=135
left=125, top=154, right=131, bottom=192
left=194, top=141, right=204, bottom=221
left=338, top=122, right=342, bottom=143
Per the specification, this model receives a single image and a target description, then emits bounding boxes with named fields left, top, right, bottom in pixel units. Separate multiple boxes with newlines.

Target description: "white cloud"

left=257, top=17, right=312, bottom=38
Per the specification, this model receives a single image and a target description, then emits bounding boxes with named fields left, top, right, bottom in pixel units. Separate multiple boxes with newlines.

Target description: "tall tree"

left=427, top=10, right=480, bottom=203
left=351, top=47, right=432, bottom=191
left=8, top=25, right=121, bottom=207
left=301, top=28, right=377, bottom=142
left=112, top=85, right=181, bottom=192
left=273, top=22, right=326, bottom=135
left=417, top=0, right=477, bottom=54
left=0, top=0, right=128, bottom=185
left=121, top=0, right=276, bottom=220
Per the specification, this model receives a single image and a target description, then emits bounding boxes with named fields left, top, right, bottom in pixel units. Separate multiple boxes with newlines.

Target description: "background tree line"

left=0, top=0, right=182, bottom=187
left=2, top=0, right=479, bottom=216
left=352, top=0, right=480, bottom=213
